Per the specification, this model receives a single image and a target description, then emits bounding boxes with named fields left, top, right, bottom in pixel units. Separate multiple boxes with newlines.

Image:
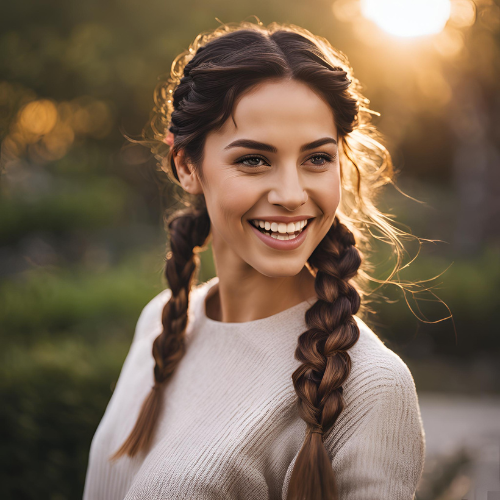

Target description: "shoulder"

left=132, top=288, right=172, bottom=343
left=346, top=315, right=418, bottom=400
left=131, top=279, right=214, bottom=344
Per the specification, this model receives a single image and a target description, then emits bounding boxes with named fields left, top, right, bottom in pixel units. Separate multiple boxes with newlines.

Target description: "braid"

left=287, top=216, right=362, bottom=500
left=170, top=47, right=207, bottom=131
left=109, top=207, right=211, bottom=460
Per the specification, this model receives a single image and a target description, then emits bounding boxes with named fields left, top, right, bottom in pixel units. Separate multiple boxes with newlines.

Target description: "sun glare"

left=360, top=0, right=452, bottom=38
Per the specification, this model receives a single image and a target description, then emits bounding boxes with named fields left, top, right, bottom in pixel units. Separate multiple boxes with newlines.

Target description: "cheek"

left=204, top=172, right=258, bottom=229
left=310, top=170, right=341, bottom=214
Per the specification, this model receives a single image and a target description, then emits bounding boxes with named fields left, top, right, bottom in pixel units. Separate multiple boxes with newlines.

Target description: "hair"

left=109, top=19, right=432, bottom=500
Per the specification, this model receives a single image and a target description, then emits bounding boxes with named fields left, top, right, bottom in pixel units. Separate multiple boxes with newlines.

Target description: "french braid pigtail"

left=109, top=207, right=211, bottom=460
left=287, top=216, right=362, bottom=500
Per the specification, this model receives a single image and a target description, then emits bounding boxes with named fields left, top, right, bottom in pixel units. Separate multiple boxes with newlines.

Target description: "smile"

left=248, top=218, right=313, bottom=251
left=249, top=219, right=309, bottom=240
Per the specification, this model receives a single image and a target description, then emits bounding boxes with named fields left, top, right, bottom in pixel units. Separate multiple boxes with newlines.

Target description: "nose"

left=267, top=165, right=308, bottom=211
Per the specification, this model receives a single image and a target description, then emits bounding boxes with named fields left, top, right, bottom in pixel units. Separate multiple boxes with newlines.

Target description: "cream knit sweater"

left=83, top=277, right=425, bottom=500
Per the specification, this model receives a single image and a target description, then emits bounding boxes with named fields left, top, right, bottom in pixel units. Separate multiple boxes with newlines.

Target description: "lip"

left=248, top=218, right=313, bottom=251
left=249, top=215, right=315, bottom=223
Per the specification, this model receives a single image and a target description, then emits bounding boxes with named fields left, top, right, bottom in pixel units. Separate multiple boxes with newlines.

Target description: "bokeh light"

left=360, top=0, right=451, bottom=37
left=449, top=0, right=476, bottom=29
left=0, top=90, right=113, bottom=169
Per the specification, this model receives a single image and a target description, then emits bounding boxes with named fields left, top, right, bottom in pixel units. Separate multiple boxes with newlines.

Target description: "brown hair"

left=110, top=19, right=425, bottom=499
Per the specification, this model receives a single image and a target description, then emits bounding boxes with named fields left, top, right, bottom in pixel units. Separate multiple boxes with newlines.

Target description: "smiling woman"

left=82, top=20, right=426, bottom=500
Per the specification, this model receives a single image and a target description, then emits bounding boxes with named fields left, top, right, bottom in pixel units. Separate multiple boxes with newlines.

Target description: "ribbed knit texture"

left=83, top=277, right=425, bottom=500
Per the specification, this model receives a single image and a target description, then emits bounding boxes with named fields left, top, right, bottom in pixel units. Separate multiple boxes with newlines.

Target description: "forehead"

left=213, top=79, right=337, bottom=145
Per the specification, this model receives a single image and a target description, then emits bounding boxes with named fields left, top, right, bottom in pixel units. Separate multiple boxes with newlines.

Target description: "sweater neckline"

left=197, top=277, right=318, bottom=331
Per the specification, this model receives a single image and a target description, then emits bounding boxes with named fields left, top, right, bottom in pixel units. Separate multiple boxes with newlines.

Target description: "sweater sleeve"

left=327, top=367, right=426, bottom=500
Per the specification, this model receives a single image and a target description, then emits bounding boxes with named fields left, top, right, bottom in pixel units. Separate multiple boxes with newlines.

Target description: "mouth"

left=247, top=217, right=314, bottom=251
left=249, top=218, right=311, bottom=240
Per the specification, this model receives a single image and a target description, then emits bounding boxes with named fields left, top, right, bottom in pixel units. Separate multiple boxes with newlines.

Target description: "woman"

left=83, top=20, right=426, bottom=500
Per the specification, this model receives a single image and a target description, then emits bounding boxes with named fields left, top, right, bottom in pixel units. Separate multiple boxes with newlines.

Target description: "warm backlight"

left=360, top=0, right=452, bottom=37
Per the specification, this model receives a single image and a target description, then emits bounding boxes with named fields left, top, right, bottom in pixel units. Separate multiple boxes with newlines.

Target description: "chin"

left=251, top=261, right=306, bottom=279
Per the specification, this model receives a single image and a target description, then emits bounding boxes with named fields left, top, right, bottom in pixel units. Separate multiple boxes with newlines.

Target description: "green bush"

left=0, top=337, right=129, bottom=500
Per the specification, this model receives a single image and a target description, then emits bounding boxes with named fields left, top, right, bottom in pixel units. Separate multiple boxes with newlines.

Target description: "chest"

left=91, top=328, right=306, bottom=500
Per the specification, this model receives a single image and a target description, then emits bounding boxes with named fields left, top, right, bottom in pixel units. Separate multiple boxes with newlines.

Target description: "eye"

left=305, top=153, right=335, bottom=167
left=234, top=153, right=336, bottom=168
left=235, top=155, right=270, bottom=167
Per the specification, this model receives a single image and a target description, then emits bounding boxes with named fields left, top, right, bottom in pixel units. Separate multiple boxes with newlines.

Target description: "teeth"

left=251, top=218, right=310, bottom=238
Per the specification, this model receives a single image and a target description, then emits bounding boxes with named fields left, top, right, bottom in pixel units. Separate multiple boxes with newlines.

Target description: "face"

left=175, top=79, right=341, bottom=278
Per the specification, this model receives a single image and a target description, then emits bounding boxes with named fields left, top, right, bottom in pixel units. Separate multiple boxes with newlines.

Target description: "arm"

left=328, top=370, right=426, bottom=499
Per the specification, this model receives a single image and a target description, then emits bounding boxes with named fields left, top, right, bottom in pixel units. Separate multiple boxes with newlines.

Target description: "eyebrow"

left=224, top=137, right=338, bottom=153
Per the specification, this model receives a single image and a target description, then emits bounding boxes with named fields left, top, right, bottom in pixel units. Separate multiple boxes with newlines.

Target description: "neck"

left=206, top=241, right=317, bottom=324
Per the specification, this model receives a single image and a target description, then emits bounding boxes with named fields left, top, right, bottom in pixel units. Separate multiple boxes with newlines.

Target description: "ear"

left=173, top=149, right=204, bottom=195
